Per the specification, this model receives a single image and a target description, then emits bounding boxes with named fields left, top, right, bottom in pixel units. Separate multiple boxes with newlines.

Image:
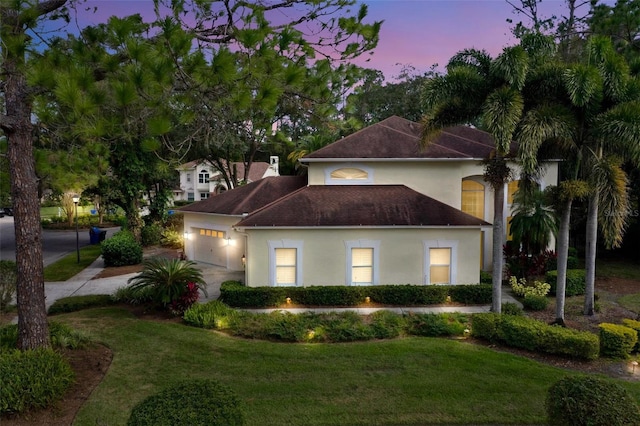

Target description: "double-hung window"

left=268, top=240, right=303, bottom=286
left=424, top=240, right=458, bottom=285
left=198, top=170, right=210, bottom=184
left=345, top=240, right=380, bottom=286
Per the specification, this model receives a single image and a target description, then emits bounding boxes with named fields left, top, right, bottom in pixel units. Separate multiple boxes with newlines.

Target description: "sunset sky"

left=72, top=0, right=589, bottom=80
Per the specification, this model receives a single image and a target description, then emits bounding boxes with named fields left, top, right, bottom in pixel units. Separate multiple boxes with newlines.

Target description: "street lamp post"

left=73, top=196, right=80, bottom=263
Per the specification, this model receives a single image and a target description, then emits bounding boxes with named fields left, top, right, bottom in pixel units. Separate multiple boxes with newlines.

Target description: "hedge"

left=220, top=281, right=491, bottom=308
left=546, top=269, right=586, bottom=297
left=471, top=313, right=599, bottom=360
left=48, top=294, right=115, bottom=315
left=599, top=323, right=637, bottom=359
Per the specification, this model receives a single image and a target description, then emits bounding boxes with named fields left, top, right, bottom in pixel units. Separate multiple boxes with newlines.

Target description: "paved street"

left=0, top=215, right=118, bottom=266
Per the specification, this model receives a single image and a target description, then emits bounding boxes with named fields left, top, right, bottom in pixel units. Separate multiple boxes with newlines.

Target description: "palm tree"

left=509, top=183, right=558, bottom=256
left=421, top=44, right=531, bottom=313
left=518, top=36, right=640, bottom=317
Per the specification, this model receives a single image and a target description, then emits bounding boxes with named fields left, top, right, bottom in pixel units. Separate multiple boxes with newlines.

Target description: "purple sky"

left=74, top=0, right=586, bottom=79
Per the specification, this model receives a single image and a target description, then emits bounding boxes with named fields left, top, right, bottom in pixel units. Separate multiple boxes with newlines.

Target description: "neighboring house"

left=173, top=157, right=280, bottom=202
left=179, top=116, right=559, bottom=287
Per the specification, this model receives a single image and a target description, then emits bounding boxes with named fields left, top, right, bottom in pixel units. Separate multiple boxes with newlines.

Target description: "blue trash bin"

left=89, top=227, right=102, bottom=245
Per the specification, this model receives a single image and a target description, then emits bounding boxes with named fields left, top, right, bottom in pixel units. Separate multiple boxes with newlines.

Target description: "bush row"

left=184, top=301, right=471, bottom=343
left=471, top=313, right=599, bottom=360
left=545, top=269, right=586, bottom=297
left=219, top=281, right=492, bottom=308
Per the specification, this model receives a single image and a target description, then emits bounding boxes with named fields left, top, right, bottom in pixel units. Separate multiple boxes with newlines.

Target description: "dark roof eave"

left=234, top=224, right=491, bottom=230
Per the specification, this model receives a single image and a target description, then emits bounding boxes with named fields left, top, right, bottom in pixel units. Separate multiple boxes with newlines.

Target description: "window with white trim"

left=200, top=193, right=210, bottom=200
left=429, top=248, right=451, bottom=284
left=345, top=240, right=380, bottom=286
left=198, top=169, right=210, bottom=184
left=351, top=248, right=373, bottom=285
left=186, top=173, right=191, bottom=182
left=461, top=179, right=485, bottom=220
left=275, top=248, right=297, bottom=286
left=268, top=240, right=303, bottom=286
left=423, top=240, right=458, bottom=285
left=187, top=192, right=195, bottom=201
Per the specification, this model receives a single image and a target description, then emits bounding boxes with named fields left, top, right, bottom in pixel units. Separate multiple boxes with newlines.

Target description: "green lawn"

left=55, top=307, right=640, bottom=426
left=43, top=245, right=103, bottom=281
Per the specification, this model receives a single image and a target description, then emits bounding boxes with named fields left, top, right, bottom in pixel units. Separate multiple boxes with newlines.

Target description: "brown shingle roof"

left=302, top=116, right=513, bottom=160
left=236, top=185, right=490, bottom=227
left=177, top=176, right=307, bottom=215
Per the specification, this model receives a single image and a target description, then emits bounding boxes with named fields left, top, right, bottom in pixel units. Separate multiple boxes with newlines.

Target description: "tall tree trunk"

left=584, top=191, right=599, bottom=316
left=1, top=12, right=51, bottom=349
left=492, top=183, right=506, bottom=313
left=554, top=198, right=573, bottom=325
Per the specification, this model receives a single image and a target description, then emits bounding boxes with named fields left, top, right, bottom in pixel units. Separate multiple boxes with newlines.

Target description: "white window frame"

left=423, top=240, right=458, bottom=285
left=198, top=169, right=210, bottom=184
left=325, top=164, right=374, bottom=185
left=268, top=240, right=303, bottom=286
left=345, top=240, right=380, bottom=286
left=187, top=192, right=195, bottom=201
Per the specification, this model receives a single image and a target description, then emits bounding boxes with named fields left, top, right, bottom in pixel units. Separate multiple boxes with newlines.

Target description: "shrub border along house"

left=219, top=281, right=492, bottom=308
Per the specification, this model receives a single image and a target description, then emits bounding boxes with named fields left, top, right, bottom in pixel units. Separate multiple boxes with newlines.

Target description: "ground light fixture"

left=72, top=195, right=80, bottom=263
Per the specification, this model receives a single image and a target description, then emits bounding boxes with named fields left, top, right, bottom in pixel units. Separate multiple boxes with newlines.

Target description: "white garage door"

left=193, top=228, right=227, bottom=267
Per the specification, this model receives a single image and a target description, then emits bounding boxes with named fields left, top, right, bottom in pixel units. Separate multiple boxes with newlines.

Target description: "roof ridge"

left=242, top=182, right=309, bottom=217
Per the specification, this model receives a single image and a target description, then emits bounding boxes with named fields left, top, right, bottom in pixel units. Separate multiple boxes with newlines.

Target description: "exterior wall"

left=243, top=228, right=482, bottom=287
left=308, top=160, right=560, bottom=271
left=182, top=212, right=245, bottom=271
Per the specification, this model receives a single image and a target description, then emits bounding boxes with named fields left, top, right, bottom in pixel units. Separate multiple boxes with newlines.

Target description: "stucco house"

left=179, top=116, right=559, bottom=287
left=173, top=156, right=280, bottom=202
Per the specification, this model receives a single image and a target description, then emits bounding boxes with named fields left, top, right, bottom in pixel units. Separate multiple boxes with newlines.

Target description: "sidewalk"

left=42, top=258, right=522, bottom=314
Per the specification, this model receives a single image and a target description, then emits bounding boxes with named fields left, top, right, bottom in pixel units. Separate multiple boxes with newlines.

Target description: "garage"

left=192, top=228, right=228, bottom=267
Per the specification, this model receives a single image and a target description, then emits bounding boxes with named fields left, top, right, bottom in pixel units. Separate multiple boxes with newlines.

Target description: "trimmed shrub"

left=471, top=313, right=599, bottom=360
left=0, top=348, right=75, bottom=415
left=366, top=285, right=448, bottom=306
left=470, top=313, right=500, bottom=341
left=321, top=311, right=374, bottom=342
left=546, top=376, right=640, bottom=426
left=220, top=284, right=287, bottom=308
left=622, top=318, right=640, bottom=352
left=113, top=285, right=155, bottom=305
left=0, top=260, right=17, bottom=313
left=290, top=286, right=363, bottom=306
left=127, top=379, right=244, bottom=426
left=480, top=271, right=492, bottom=284
left=448, top=284, right=492, bottom=304
left=546, top=269, right=586, bottom=297
left=599, top=323, right=637, bottom=359
left=369, top=311, right=405, bottom=339
left=101, top=231, right=143, bottom=267
left=48, top=294, right=115, bottom=315
left=522, top=294, right=549, bottom=311
left=405, top=313, right=469, bottom=337
left=510, top=277, right=550, bottom=298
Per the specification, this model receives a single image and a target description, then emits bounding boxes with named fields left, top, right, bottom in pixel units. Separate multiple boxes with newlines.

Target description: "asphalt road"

left=0, top=215, right=117, bottom=266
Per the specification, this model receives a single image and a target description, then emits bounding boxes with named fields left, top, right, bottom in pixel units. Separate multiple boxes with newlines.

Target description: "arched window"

left=198, top=170, right=210, bottom=184
left=461, top=180, right=485, bottom=219
left=330, top=167, right=369, bottom=180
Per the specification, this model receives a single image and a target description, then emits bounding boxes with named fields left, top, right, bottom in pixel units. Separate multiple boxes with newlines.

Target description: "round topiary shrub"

left=127, top=379, right=244, bottom=426
left=101, top=231, right=143, bottom=267
left=546, top=376, right=640, bottom=426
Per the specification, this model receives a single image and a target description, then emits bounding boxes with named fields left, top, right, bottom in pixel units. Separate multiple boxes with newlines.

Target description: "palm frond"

left=516, top=103, right=576, bottom=174
left=482, top=86, right=524, bottom=154
left=446, top=48, right=492, bottom=75
left=491, top=45, right=529, bottom=90
left=563, top=64, right=603, bottom=107
left=593, top=157, right=630, bottom=249
left=594, top=101, right=640, bottom=165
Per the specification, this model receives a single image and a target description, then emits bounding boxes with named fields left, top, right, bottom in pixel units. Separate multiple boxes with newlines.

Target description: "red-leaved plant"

left=170, top=282, right=201, bottom=315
